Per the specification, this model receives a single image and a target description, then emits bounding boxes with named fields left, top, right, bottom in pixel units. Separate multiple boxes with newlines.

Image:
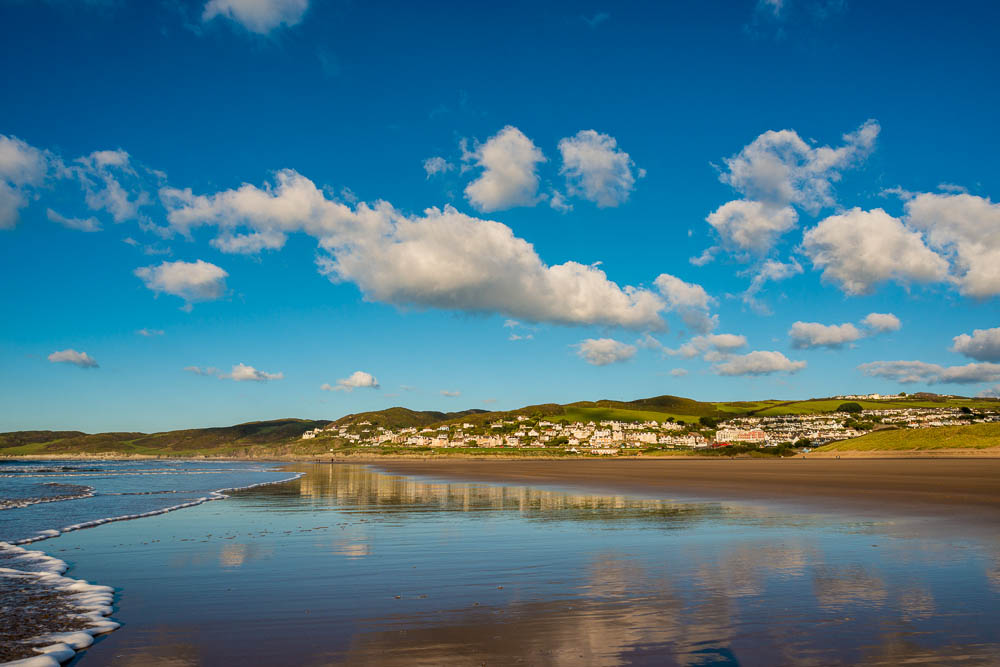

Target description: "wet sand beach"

left=374, top=458, right=1000, bottom=524
left=7, top=462, right=1000, bottom=665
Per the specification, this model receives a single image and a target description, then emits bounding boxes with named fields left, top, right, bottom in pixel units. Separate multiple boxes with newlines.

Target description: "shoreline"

left=369, top=458, right=1000, bottom=526
left=3, top=447, right=999, bottom=462
left=5, top=461, right=999, bottom=664
left=0, top=466, right=305, bottom=665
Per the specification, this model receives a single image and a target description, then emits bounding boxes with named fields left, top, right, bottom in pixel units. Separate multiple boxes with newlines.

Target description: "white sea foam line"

left=11, top=472, right=304, bottom=546
left=0, top=470, right=303, bottom=666
left=0, top=487, right=96, bottom=511
left=1, top=468, right=277, bottom=479
left=0, top=544, right=118, bottom=667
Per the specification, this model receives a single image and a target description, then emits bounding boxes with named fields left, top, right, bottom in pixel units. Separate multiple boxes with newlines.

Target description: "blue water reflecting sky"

left=0, top=460, right=294, bottom=543
left=31, top=463, right=1000, bottom=666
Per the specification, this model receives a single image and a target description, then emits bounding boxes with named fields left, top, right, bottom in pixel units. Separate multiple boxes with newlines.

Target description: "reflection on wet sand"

left=69, top=464, right=1000, bottom=666
left=291, top=463, right=725, bottom=524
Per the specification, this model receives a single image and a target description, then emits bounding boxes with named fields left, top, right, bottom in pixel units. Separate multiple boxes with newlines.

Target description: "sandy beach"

left=374, top=458, right=1000, bottom=525
left=7, top=462, right=1000, bottom=665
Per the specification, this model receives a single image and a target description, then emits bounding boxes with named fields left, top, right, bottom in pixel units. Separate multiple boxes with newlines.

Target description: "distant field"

left=755, top=398, right=999, bottom=416
left=553, top=406, right=702, bottom=424
left=816, top=423, right=1000, bottom=451
left=713, top=401, right=783, bottom=413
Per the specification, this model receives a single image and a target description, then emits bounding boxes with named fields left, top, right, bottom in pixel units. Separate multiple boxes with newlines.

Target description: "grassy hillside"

left=753, top=397, right=999, bottom=416
left=555, top=406, right=701, bottom=424
left=598, top=395, right=723, bottom=417
left=816, top=422, right=1000, bottom=451
left=0, top=419, right=330, bottom=457
left=333, top=407, right=489, bottom=429
left=713, top=401, right=785, bottom=414
left=443, top=395, right=724, bottom=428
left=4, top=393, right=997, bottom=458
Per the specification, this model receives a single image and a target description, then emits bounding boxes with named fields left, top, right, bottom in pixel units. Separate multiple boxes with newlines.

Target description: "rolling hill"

left=3, top=392, right=996, bottom=458
left=0, top=419, right=331, bottom=457
left=815, top=422, right=1000, bottom=452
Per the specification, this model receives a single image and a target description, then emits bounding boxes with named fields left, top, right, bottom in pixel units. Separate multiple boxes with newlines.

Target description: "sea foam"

left=0, top=469, right=303, bottom=665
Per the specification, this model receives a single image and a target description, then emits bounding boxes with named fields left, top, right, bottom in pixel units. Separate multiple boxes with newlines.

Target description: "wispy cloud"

left=186, top=363, right=283, bottom=382
left=582, top=11, right=610, bottom=28
left=48, top=349, right=98, bottom=369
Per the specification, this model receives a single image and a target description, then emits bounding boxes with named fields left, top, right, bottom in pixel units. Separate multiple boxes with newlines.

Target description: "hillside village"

left=302, top=402, right=1000, bottom=455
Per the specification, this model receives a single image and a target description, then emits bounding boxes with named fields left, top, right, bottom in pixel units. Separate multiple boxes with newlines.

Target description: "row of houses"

left=304, top=406, right=998, bottom=452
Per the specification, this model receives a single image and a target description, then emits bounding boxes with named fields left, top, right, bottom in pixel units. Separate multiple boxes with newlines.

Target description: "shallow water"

left=0, top=460, right=298, bottom=544
left=8, top=463, right=987, bottom=666
left=0, top=459, right=301, bottom=662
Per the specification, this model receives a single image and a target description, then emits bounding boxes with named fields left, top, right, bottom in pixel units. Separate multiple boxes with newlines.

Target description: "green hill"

left=815, top=422, right=1000, bottom=452
left=750, top=396, right=999, bottom=416
left=332, top=407, right=489, bottom=429
left=3, top=392, right=997, bottom=458
left=0, top=419, right=330, bottom=457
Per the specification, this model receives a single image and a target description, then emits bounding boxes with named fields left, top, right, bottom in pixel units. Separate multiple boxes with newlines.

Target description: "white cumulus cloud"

left=134, top=259, right=229, bottom=309
left=440, top=390, right=461, bottom=397
left=202, top=0, right=309, bottom=33
left=802, top=208, right=949, bottom=295
left=705, top=199, right=798, bottom=257
left=790, top=313, right=900, bottom=349
left=574, top=338, right=637, bottom=366
left=859, top=360, right=1000, bottom=385
left=903, top=192, right=1000, bottom=298
left=952, top=326, right=1000, bottom=362
left=720, top=119, right=880, bottom=213
left=558, top=130, right=639, bottom=207
left=161, top=170, right=667, bottom=329
left=1, top=136, right=157, bottom=231
left=669, top=333, right=748, bottom=360
left=462, top=126, right=546, bottom=212
left=789, top=321, right=864, bottom=349
left=0, top=134, right=51, bottom=230
left=653, top=273, right=717, bottom=333
left=862, top=312, right=901, bottom=333
left=48, top=349, right=98, bottom=369
left=700, top=120, right=880, bottom=266
left=713, top=350, right=806, bottom=376
left=323, top=370, right=379, bottom=392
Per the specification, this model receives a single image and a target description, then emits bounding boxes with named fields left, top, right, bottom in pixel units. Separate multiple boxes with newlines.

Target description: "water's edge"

left=0, top=470, right=304, bottom=667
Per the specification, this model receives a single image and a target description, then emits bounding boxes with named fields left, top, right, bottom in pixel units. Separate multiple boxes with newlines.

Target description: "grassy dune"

left=816, top=423, right=1000, bottom=452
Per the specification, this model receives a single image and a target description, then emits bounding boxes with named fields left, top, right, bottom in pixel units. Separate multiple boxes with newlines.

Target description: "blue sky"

left=2, top=0, right=999, bottom=432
